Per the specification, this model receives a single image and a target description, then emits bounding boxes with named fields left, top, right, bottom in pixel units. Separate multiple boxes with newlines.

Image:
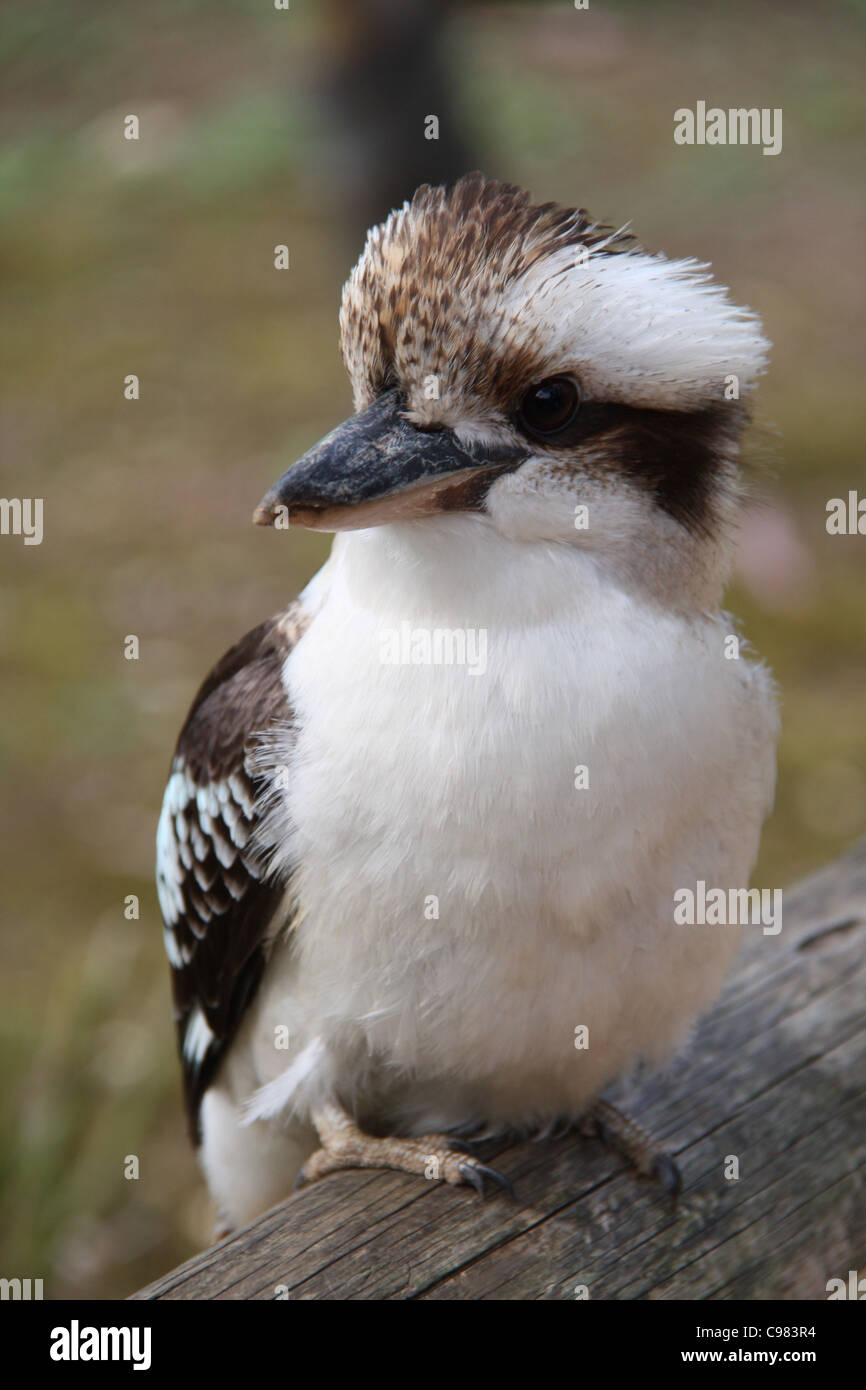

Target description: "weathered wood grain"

left=133, top=843, right=866, bottom=1300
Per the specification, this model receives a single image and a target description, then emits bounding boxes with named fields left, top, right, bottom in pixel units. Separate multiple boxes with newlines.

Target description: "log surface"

left=134, top=844, right=866, bottom=1300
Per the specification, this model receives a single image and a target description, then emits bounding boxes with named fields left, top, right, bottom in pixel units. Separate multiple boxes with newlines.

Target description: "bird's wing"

left=156, top=607, right=306, bottom=1141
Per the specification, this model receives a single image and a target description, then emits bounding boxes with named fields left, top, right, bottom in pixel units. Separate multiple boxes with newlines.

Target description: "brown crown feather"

left=339, top=172, right=634, bottom=410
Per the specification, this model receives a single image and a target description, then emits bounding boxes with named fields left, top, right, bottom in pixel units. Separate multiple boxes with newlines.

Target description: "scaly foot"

left=297, top=1102, right=514, bottom=1198
left=582, top=1098, right=682, bottom=1194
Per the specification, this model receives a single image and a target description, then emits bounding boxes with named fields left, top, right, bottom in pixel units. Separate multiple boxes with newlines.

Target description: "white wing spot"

left=183, top=1005, right=215, bottom=1064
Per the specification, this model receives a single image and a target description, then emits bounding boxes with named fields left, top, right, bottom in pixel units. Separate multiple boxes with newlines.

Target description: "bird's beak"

left=253, top=388, right=527, bottom=531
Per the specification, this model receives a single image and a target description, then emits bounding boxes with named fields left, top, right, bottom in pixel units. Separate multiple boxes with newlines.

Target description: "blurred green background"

left=1, top=0, right=864, bottom=1298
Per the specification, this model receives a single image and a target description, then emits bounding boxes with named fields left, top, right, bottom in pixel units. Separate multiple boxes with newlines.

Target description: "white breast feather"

left=235, top=516, right=777, bottom=1134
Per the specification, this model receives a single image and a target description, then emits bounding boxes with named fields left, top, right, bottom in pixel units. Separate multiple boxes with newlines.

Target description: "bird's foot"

left=582, top=1098, right=681, bottom=1195
left=211, top=1213, right=235, bottom=1242
left=297, top=1102, right=514, bottom=1198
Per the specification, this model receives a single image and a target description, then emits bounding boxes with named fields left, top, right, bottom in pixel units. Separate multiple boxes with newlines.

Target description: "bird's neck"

left=312, top=512, right=734, bottom=627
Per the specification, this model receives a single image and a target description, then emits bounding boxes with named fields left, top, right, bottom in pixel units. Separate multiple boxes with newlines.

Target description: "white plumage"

left=201, top=519, right=776, bottom=1224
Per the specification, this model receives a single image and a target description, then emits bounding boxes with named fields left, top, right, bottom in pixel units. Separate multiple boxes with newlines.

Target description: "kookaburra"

left=156, top=173, right=778, bottom=1232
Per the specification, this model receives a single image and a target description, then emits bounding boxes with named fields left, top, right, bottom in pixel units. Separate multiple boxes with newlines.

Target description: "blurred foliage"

left=0, top=0, right=864, bottom=1297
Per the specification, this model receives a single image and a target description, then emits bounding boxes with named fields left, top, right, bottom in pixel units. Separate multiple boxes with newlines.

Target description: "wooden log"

left=134, top=843, right=866, bottom=1300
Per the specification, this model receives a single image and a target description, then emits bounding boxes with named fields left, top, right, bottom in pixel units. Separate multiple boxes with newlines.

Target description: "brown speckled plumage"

left=340, top=172, right=634, bottom=417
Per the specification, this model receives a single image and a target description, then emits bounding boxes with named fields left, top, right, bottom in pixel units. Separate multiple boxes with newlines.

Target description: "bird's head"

left=255, top=173, right=768, bottom=595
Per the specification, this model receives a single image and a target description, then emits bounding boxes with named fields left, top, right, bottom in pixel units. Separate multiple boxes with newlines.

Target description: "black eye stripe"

left=509, top=396, right=747, bottom=539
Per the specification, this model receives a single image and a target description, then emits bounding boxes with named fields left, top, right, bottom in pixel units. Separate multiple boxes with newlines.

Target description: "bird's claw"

left=650, top=1151, right=682, bottom=1196
left=446, top=1137, right=478, bottom=1155
left=457, top=1158, right=515, bottom=1200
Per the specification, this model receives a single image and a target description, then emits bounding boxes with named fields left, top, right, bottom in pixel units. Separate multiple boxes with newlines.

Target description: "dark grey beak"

left=253, top=388, right=527, bottom=531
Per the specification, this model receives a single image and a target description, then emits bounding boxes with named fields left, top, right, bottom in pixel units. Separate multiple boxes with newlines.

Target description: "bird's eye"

left=517, top=376, right=581, bottom=438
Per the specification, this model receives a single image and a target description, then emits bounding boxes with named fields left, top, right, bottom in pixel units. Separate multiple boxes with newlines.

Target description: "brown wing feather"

left=156, top=608, right=305, bottom=1141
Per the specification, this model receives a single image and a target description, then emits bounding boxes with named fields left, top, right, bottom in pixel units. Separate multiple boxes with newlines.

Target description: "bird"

left=156, top=172, right=778, bottom=1234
